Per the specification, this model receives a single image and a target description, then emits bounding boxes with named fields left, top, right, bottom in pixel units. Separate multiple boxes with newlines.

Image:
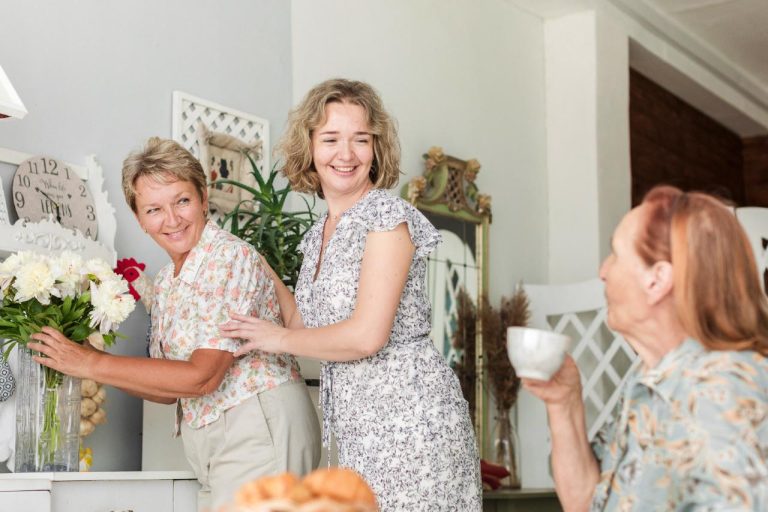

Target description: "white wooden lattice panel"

left=517, top=279, right=639, bottom=488
left=736, top=207, right=768, bottom=292
left=549, top=308, right=639, bottom=440
left=172, top=91, right=270, bottom=174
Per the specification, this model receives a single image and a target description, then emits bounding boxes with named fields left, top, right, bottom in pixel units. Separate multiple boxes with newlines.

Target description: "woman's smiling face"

left=134, top=174, right=208, bottom=270
left=311, top=101, right=375, bottom=201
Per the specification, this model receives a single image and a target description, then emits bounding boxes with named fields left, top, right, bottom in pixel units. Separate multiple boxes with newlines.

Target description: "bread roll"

left=232, top=467, right=378, bottom=511
left=303, top=469, right=376, bottom=507
left=236, top=473, right=301, bottom=505
left=297, top=497, right=357, bottom=512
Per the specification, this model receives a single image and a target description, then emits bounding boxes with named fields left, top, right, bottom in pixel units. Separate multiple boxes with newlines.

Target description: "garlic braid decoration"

left=80, top=332, right=108, bottom=438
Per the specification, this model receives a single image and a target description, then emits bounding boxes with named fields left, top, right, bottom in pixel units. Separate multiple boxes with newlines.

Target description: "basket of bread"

left=224, top=467, right=378, bottom=512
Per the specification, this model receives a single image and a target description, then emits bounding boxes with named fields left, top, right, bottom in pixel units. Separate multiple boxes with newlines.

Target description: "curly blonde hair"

left=276, top=78, right=401, bottom=197
left=122, top=137, right=207, bottom=213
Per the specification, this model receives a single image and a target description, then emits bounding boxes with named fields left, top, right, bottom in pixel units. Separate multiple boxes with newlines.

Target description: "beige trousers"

left=181, top=380, right=321, bottom=512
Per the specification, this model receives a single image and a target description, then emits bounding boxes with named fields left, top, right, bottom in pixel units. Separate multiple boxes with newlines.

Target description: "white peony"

left=0, top=251, right=38, bottom=294
left=88, top=279, right=136, bottom=333
left=83, top=258, right=116, bottom=284
left=51, top=251, right=86, bottom=298
left=13, top=257, right=56, bottom=304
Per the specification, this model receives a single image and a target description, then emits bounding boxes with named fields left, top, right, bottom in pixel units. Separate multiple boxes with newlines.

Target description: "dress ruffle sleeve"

left=351, top=190, right=441, bottom=258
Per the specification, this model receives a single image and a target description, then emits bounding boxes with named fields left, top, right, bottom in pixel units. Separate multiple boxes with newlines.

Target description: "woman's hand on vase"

left=221, top=312, right=289, bottom=357
left=27, top=326, right=100, bottom=379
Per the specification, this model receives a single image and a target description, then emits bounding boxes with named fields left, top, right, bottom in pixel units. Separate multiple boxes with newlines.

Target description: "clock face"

left=12, top=156, right=99, bottom=240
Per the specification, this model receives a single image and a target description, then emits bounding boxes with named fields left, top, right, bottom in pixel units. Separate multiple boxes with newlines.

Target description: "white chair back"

left=518, top=279, right=639, bottom=487
left=735, top=207, right=768, bottom=292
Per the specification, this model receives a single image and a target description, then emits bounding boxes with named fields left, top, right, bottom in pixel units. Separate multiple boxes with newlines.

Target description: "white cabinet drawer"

left=0, top=490, right=51, bottom=512
left=0, top=471, right=198, bottom=512
left=51, top=480, right=173, bottom=512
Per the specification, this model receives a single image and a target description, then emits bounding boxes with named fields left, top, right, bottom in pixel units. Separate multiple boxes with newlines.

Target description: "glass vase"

left=14, top=347, right=81, bottom=472
left=492, top=407, right=521, bottom=489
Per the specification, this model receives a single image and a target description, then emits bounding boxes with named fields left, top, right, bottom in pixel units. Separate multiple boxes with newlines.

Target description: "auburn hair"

left=637, top=185, right=768, bottom=356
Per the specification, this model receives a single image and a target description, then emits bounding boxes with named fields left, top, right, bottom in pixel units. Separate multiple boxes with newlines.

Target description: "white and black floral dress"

left=295, top=189, right=482, bottom=511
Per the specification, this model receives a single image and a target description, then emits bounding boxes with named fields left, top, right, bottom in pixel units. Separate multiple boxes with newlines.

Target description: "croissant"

left=303, top=469, right=376, bottom=507
left=237, top=473, right=301, bottom=504
left=231, top=468, right=378, bottom=512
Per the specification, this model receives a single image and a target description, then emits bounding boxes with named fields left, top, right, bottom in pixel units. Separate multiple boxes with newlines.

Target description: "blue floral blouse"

left=590, top=338, right=767, bottom=511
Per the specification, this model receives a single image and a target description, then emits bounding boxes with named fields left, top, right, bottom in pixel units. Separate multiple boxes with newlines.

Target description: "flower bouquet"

left=0, top=251, right=135, bottom=471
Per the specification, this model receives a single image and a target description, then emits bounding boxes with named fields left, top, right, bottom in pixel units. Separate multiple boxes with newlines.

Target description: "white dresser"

left=0, top=471, right=199, bottom=512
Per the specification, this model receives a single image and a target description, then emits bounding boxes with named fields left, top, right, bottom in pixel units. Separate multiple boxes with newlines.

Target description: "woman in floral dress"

left=222, top=79, right=482, bottom=511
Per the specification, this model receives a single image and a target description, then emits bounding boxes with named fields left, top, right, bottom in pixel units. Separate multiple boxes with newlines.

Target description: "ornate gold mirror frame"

left=401, top=146, right=491, bottom=455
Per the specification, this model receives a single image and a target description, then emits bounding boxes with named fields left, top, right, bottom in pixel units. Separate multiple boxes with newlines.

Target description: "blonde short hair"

left=122, top=137, right=207, bottom=213
left=276, top=78, right=401, bottom=198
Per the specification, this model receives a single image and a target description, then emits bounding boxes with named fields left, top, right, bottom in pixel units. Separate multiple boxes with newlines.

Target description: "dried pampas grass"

left=452, top=288, right=477, bottom=422
left=483, top=285, right=530, bottom=411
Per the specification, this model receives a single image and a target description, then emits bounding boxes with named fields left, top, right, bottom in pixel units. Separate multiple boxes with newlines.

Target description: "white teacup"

left=506, top=327, right=571, bottom=381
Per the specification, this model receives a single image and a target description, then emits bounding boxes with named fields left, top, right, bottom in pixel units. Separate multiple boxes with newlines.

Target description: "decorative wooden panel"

left=171, top=91, right=269, bottom=174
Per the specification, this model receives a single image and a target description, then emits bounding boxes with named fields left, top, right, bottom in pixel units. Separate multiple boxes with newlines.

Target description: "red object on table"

left=482, top=473, right=502, bottom=490
left=481, top=459, right=511, bottom=479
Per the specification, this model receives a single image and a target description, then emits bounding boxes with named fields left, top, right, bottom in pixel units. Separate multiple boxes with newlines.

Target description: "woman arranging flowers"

left=0, top=250, right=136, bottom=471
left=27, top=137, right=320, bottom=512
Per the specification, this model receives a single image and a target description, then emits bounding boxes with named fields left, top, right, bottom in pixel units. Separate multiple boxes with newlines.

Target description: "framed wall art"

left=196, top=123, right=262, bottom=213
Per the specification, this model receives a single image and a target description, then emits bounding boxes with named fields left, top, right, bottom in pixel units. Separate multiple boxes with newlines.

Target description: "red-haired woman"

left=526, top=186, right=768, bottom=511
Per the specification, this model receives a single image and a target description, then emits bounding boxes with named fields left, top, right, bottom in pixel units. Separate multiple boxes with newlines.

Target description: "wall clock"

left=12, top=155, right=99, bottom=240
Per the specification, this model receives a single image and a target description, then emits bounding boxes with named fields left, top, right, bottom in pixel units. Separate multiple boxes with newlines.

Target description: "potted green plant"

left=213, top=154, right=317, bottom=291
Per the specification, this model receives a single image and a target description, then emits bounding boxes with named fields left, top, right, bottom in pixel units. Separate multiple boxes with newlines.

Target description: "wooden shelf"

left=483, top=487, right=561, bottom=512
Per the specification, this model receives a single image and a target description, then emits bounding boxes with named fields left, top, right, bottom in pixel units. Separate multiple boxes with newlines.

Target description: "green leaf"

left=245, top=152, right=268, bottom=190
left=2, top=341, right=19, bottom=361
left=214, top=158, right=314, bottom=291
left=101, top=333, right=116, bottom=347
left=61, top=295, right=73, bottom=316
left=70, top=324, right=91, bottom=342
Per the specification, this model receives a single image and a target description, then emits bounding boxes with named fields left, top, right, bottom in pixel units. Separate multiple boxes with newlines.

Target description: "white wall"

left=0, top=0, right=293, bottom=471
left=544, top=12, right=601, bottom=283
left=544, top=10, right=631, bottom=283
left=291, top=0, right=551, bottom=302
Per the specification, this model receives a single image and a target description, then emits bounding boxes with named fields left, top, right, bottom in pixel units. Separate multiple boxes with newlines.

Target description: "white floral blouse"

left=149, top=221, right=300, bottom=429
left=590, top=338, right=768, bottom=511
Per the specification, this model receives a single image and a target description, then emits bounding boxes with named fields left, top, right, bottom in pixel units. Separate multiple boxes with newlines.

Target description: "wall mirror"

left=401, top=147, right=491, bottom=453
